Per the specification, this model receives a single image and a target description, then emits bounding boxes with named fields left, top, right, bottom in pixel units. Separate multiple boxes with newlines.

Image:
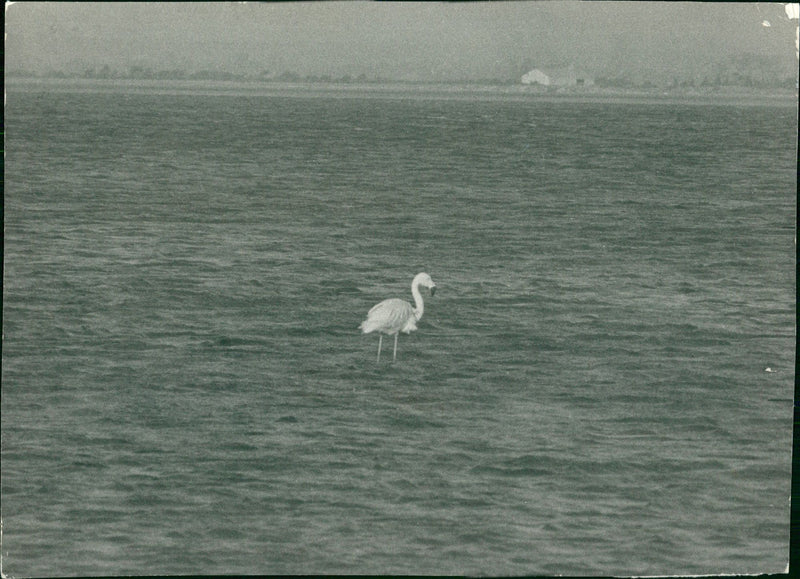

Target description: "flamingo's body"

left=360, top=272, right=436, bottom=362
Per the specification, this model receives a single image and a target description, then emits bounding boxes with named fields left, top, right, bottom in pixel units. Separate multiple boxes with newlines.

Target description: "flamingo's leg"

left=393, top=333, right=398, bottom=362
left=377, top=335, right=382, bottom=363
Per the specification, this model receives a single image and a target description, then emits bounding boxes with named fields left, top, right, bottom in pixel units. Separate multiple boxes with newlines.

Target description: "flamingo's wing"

left=361, top=298, right=415, bottom=334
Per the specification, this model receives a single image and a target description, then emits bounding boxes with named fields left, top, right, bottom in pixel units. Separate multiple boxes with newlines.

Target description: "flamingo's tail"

left=359, top=319, right=377, bottom=334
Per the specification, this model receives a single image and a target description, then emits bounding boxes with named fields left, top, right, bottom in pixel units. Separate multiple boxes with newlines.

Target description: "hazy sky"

left=5, top=2, right=798, bottom=81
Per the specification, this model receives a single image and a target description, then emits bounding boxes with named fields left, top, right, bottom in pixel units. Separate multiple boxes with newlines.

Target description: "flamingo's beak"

left=430, top=286, right=436, bottom=296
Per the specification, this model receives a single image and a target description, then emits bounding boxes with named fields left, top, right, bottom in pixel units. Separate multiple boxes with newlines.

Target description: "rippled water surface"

left=2, top=80, right=796, bottom=576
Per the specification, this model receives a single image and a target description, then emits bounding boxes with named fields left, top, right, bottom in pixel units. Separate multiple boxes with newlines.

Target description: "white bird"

left=360, top=272, right=436, bottom=362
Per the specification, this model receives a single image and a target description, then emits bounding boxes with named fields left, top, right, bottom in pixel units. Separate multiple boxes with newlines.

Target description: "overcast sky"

left=5, top=2, right=798, bottom=81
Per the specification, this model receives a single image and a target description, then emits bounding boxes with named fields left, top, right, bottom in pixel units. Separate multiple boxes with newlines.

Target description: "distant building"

left=521, top=69, right=551, bottom=86
left=522, top=67, right=594, bottom=87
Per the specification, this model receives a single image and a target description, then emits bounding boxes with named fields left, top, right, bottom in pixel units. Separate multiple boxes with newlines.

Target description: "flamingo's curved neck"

left=411, top=279, right=424, bottom=320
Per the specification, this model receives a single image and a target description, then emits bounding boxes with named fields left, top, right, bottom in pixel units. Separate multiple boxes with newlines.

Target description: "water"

left=2, top=80, right=796, bottom=576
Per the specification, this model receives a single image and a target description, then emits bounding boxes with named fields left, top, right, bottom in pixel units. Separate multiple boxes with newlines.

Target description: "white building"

left=522, top=67, right=594, bottom=87
left=521, top=69, right=551, bottom=86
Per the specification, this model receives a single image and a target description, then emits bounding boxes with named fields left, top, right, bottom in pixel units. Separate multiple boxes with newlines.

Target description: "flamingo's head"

left=415, top=272, right=436, bottom=296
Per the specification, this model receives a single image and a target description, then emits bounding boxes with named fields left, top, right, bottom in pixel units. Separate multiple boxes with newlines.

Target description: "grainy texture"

left=2, top=81, right=795, bottom=576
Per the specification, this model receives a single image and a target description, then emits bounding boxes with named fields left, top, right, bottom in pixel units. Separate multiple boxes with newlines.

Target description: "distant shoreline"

left=5, top=76, right=797, bottom=106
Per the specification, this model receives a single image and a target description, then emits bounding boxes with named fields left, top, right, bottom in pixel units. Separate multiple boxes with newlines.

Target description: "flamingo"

left=360, top=272, right=436, bottom=362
